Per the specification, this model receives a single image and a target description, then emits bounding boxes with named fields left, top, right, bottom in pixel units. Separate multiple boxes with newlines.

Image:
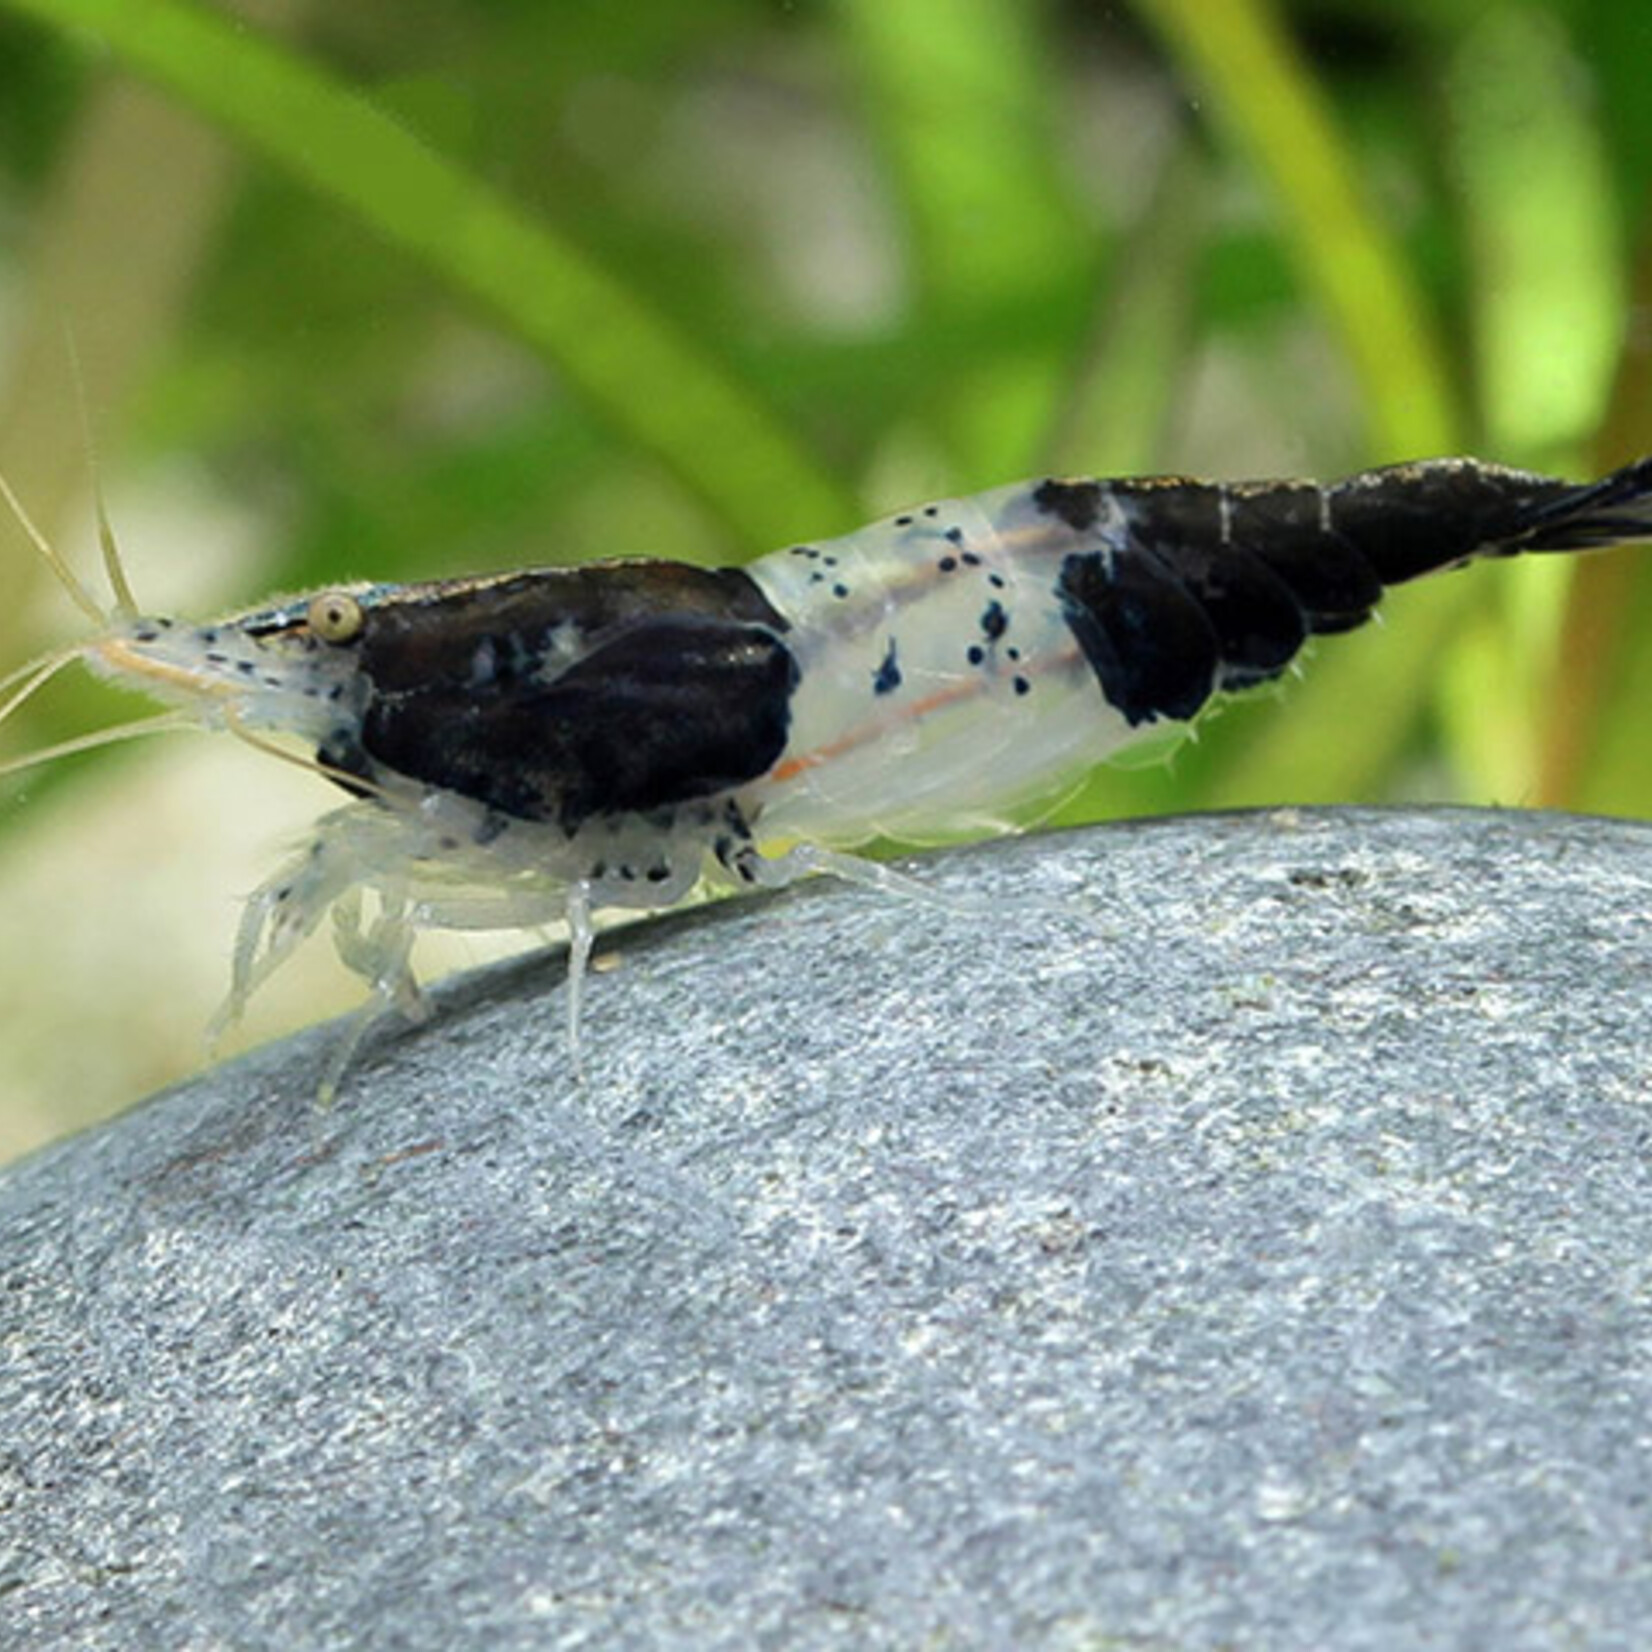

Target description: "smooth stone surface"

left=4, top=806, right=1652, bottom=1650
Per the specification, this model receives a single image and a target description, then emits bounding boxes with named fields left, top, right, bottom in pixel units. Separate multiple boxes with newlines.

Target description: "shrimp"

left=5, top=453, right=1651, bottom=1096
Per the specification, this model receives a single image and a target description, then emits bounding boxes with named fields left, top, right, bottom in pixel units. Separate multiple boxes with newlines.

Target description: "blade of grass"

left=1127, top=0, right=1470, bottom=809
left=1042, top=138, right=1206, bottom=478
left=837, top=0, right=1093, bottom=475
left=1449, top=9, right=1619, bottom=461
left=1038, top=139, right=1211, bottom=829
left=1433, top=6, right=1621, bottom=803
left=0, top=0, right=859, bottom=553
left=1132, top=0, right=1460, bottom=460
left=1532, top=0, right=1652, bottom=814
left=0, top=79, right=245, bottom=622
left=0, top=16, right=307, bottom=799
left=1536, top=193, right=1652, bottom=813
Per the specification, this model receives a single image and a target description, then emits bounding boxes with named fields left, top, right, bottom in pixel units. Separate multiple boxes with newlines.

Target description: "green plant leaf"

left=0, top=0, right=859, bottom=553
left=1133, top=0, right=1460, bottom=459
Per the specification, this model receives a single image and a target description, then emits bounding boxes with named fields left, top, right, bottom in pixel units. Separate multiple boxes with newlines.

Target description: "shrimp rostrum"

left=5, top=453, right=1652, bottom=1094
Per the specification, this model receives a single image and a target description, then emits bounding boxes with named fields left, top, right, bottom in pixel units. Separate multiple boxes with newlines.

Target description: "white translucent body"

left=746, top=482, right=1140, bottom=847
left=4, top=477, right=1147, bottom=1096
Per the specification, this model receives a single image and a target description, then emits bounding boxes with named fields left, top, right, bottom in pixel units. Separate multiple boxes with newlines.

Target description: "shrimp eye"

left=306, top=591, right=365, bottom=645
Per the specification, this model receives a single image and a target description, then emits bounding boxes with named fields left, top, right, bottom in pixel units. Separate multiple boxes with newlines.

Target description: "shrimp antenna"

left=0, top=643, right=84, bottom=733
left=95, top=487, right=139, bottom=621
left=64, top=323, right=139, bottom=620
left=0, top=709, right=195, bottom=782
left=0, top=469, right=106, bottom=627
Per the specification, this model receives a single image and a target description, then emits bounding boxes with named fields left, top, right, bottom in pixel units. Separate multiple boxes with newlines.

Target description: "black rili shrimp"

left=4, top=454, right=1652, bottom=1095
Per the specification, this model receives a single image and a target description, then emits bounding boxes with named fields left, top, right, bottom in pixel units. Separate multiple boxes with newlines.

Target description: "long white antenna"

left=64, top=322, right=139, bottom=619
left=0, top=644, right=82, bottom=732
left=0, top=710, right=194, bottom=781
left=0, top=468, right=105, bottom=627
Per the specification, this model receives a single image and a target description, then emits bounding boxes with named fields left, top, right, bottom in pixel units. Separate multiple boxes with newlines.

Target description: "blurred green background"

left=0, top=0, right=1648, bottom=1159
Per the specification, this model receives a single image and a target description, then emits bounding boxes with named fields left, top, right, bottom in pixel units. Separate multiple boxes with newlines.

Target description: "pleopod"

left=4, top=454, right=1652, bottom=1096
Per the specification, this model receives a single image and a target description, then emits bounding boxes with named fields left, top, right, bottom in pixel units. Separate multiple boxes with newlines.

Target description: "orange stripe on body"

left=767, top=642, right=1084, bottom=785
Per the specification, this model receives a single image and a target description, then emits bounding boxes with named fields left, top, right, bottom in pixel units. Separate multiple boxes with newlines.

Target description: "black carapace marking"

left=341, top=562, right=799, bottom=833
left=873, top=637, right=902, bottom=697
left=1033, top=478, right=1105, bottom=532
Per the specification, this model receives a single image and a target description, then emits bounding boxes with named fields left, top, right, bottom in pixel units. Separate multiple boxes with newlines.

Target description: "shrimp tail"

left=1315, top=454, right=1652, bottom=584
left=1044, top=456, right=1652, bottom=726
left=1507, top=455, right=1652, bottom=555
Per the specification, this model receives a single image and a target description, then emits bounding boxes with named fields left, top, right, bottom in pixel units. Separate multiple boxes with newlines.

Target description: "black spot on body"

left=314, top=730, right=379, bottom=802
left=1033, top=478, right=1106, bottom=532
left=873, top=638, right=902, bottom=696
left=979, top=600, right=1008, bottom=641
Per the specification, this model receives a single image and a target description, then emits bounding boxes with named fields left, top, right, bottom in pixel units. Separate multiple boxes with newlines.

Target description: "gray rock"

left=4, top=807, right=1652, bottom=1650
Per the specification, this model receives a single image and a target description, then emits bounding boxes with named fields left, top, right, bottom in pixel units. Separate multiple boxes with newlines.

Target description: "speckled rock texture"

left=4, top=807, right=1652, bottom=1650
